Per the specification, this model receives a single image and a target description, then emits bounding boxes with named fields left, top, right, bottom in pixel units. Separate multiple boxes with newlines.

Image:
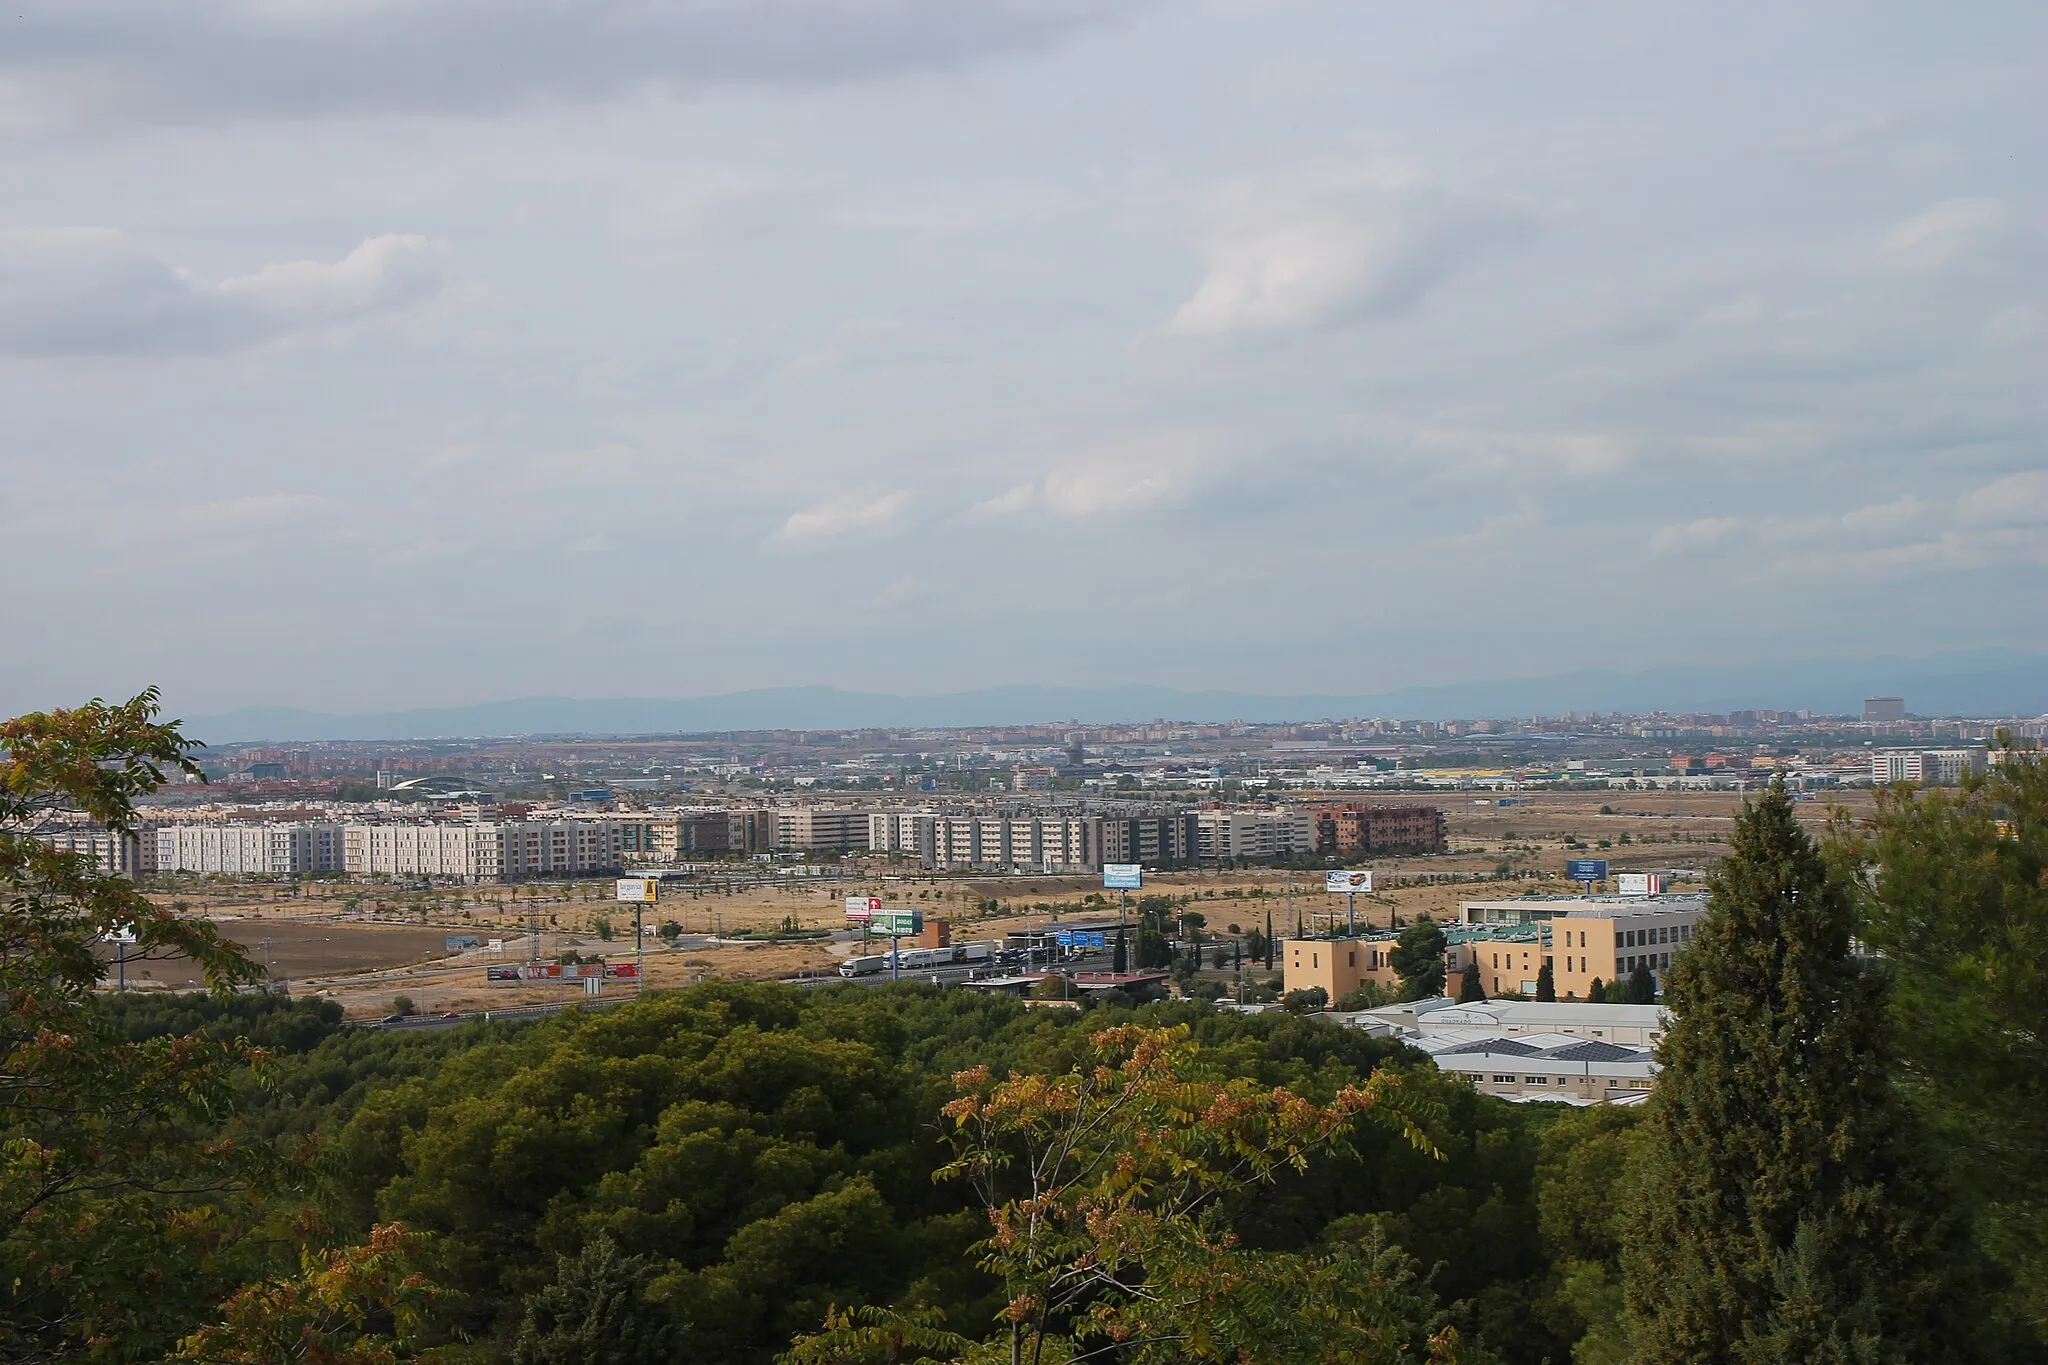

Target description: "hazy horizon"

left=3, top=1, right=2041, bottom=719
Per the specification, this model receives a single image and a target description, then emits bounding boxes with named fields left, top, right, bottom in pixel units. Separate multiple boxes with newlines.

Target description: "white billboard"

left=1325, top=870, right=1373, bottom=894
left=1103, top=864, right=1143, bottom=890
left=844, top=896, right=882, bottom=920
left=1617, top=872, right=1664, bottom=897
left=615, top=877, right=658, bottom=903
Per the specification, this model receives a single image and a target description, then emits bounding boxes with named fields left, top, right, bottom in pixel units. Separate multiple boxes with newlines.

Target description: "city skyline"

left=3, top=1, right=2042, bottom=717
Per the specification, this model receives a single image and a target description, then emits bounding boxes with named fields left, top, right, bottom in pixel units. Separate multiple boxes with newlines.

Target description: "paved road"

left=787, top=947, right=1115, bottom=989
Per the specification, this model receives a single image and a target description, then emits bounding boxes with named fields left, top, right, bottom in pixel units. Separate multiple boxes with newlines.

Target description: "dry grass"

left=127, top=787, right=1872, bottom=1016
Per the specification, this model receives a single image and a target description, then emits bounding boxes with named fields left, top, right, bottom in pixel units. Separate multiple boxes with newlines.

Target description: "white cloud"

left=1410, top=428, right=1631, bottom=482
left=773, top=490, right=913, bottom=547
left=0, top=231, right=443, bottom=356
left=1170, top=158, right=1521, bottom=337
left=1880, top=196, right=2012, bottom=268
left=972, top=432, right=1229, bottom=520
left=969, top=482, right=1039, bottom=517
left=177, top=493, right=325, bottom=533
left=1650, top=516, right=1743, bottom=558
left=1955, top=470, right=2048, bottom=528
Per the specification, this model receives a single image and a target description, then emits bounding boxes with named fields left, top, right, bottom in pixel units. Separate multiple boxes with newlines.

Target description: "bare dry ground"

left=120, top=788, right=1874, bottom=1016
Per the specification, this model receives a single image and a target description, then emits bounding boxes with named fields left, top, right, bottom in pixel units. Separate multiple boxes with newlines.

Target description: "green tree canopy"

left=0, top=692, right=276, bottom=1357
left=1834, top=752, right=2048, bottom=1334
left=1624, top=785, right=1979, bottom=1363
left=512, top=1233, right=676, bottom=1365
left=1390, top=916, right=1447, bottom=1001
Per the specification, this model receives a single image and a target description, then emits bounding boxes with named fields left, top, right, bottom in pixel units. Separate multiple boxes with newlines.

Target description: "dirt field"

left=119, top=788, right=1873, bottom=1016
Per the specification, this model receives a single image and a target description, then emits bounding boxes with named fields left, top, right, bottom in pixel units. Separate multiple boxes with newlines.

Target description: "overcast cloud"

left=0, top=0, right=2041, bottom=717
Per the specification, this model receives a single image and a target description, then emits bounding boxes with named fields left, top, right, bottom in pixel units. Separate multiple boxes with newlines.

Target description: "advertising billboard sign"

left=604, top=962, right=641, bottom=979
left=1325, top=870, right=1374, bottom=894
left=1103, top=864, right=1143, bottom=889
left=615, top=877, right=658, bottom=903
left=844, top=896, right=883, bottom=920
left=1565, top=859, right=1610, bottom=882
left=486, top=966, right=522, bottom=983
left=1616, top=872, right=1664, bottom=897
left=869, top=909, right=923, bottom=936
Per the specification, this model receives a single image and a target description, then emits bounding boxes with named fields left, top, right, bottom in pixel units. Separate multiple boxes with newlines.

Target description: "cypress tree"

left=512, top=1234, right=676, bottom=1365
left=1623, top=785, right=1977, bottom=1364
left=1112, top=928, right=1127, bottom=974
left=1587, top=975, right=1604, bottom=1003
left=1535, top=960, right=1555, bottom=1002
left=1627, top=961, right=1657, bottom=1004
left=1457, top=960, right=1486, bottom=1003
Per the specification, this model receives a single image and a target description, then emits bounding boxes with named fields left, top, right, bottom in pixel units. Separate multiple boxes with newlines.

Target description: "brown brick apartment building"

left=1308, top=803, right=1447, bottom=857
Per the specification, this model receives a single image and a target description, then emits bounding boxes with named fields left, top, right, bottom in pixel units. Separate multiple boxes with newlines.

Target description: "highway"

left=359, top=946, right=1119, bottom=1027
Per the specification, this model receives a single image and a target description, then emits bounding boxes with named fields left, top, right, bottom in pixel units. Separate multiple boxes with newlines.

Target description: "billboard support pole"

left=1347, top=890, right=1356, bottom=937
left=890, top=934, right=900, bottom=982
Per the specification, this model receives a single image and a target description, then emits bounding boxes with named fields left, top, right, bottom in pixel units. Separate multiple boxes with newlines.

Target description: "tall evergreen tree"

left=512, top=1234, right=676, bottom=1365
left=1587, top=975, right=1605, bottom=1003
left=1389, top=915, right=1447, bottom=1001
left=1535, top=960, right=1556, bottom=1002
left=1623, top=785, right=1978, bottom=1364
left=1458, top=960, right=1487, bottom=1003
left=1264, top=909, right=1275, bottom=968
left=1626, top=962, right=1657, bottom=1004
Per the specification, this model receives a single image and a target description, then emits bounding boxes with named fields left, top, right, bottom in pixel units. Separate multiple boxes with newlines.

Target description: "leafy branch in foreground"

left=930, top=1024, right=1456, bottom=1365
left=0, top=692, right=276, bottom=1357
left=173, top=1222, right=443, bottom=1365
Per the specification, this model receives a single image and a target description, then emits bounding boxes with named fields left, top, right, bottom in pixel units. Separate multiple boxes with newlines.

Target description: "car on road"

left=380, top=1013, right=408, bottom=1025
left=438, top=1011, right=461, bottom=1020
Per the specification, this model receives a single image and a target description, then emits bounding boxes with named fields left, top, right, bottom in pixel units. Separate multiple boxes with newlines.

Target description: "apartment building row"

left=866, top=809, right=1200, bottom=872
left=1870, top=749, right=1987, bottom=785
left=1284, top=894, right=1709, bottom=1004
left=145, top=819, right=622, bottom=881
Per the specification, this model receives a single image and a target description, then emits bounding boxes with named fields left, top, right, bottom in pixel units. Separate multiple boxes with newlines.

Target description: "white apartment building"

left=868, top=810, right=939, bottom=862
left=926, top=815, right=1101, bottom=872
left=156, top=822, right=343, bottom=875
left=1872, top=749, right=1986, bottom=785
left=1194, top=808, right=1315, bottom=862
left=343, top=820, right=621, bottom=882
left=36, top=826, right=154, bottom=876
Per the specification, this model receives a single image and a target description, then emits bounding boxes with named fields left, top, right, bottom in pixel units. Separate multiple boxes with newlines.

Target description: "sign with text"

left=615, top=877, right=658, bottom=903
left=1325, top=870, right=1374, bottom=895
left=1565, top=859, right=1610, bottom=882
left=1056, top=930, right=1108, bottom=949
left=1102, top=864, right=1143, bottom=890
left=1616, top=872, right=1664, bottom=897
left=844, top=896, right=883, bottom=920
left=868, top=909, right=923, bottom=936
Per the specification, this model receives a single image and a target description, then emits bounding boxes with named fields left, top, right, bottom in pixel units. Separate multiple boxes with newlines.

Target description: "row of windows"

left=1617, top=922, right=1691, bottom=949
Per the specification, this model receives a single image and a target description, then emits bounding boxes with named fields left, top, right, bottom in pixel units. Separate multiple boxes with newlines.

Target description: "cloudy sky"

left=2, top=0, right=2041, bottom=718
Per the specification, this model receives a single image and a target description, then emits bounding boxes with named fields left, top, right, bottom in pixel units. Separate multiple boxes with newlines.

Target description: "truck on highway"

left=838, top=941, right=996, bottom=977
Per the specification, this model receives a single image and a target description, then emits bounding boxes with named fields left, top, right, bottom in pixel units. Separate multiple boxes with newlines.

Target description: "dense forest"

left=2, top=695, right=2043, bottom=1363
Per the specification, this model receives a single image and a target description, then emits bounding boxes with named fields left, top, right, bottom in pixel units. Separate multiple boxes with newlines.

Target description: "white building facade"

left=156, top=822, right=343, bottom=875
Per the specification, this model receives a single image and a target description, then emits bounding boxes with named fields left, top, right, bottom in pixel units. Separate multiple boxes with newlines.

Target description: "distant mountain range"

left=179, top=650, right=2048, bottom=742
